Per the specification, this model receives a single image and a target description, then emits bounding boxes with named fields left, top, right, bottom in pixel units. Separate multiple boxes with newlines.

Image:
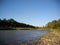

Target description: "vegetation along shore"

left=19, top=19, right=60, bottom=45
left=0, top=18, right=36, bottom=30
left=0, top=18, right=60, bottom=45
left=36, top=19, right=60, bottom=45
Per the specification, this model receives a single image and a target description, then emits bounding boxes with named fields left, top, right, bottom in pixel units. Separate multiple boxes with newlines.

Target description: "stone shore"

left=37, top=31, right=60, bottom=45
left=8, top=31, right=60, bottom=45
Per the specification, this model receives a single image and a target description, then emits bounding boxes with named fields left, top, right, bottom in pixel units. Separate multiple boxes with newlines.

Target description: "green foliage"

left=46, top=19, right=60, bottom=29
left=0, top=18, right=35, bottom=30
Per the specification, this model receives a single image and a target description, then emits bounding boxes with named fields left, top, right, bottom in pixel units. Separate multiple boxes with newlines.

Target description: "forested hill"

left=46, top=19, right=60, bottom=29
left=0, top=18, right=35, bottom=30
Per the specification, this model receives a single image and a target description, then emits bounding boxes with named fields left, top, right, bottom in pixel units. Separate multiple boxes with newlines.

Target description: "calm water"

left=0, top=30, right=50, bottom=45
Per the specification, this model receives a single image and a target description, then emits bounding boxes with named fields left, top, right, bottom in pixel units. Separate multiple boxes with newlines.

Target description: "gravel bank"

left=37, top=31, right=60, bottom=45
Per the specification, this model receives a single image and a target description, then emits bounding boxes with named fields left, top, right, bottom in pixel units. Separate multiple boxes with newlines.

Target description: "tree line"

left=46, top=19, right=60, bottom=29
left=0, top=18, right=35, bottom=30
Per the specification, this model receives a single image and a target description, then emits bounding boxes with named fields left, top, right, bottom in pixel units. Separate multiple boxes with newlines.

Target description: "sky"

left=0, top=0, right=60, bottom=26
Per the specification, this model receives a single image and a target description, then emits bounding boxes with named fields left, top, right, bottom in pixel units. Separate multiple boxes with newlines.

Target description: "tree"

left=46, top=19, right=60, bottom=29
left=0, top=18, right=35, bottom=30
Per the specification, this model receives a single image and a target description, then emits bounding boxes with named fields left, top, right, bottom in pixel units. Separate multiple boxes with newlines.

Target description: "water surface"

left=0, top=30, right=50, bottom=45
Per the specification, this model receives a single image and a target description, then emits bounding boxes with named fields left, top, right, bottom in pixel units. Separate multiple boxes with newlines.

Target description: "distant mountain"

left=0, top=18, right=36, bottom=30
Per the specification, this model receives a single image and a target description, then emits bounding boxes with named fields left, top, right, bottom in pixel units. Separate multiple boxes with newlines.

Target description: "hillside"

left=0, top=18, right=36, bottom=30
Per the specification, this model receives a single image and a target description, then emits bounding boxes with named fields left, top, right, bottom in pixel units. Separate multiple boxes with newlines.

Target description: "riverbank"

left=0, top=27, right=36, bottom=30
left=16, top=30, right=60, bottom=45
left=8, top=30, right=60, bottom=45
left=0, top=29, right=60, bottom=45
left=37, top=30, right=60, bottom=45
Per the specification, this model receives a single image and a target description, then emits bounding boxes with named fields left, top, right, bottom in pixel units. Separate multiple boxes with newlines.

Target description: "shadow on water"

left=0, top=40, right=37, bottom=45
left=0, top=30, right=50, bottom=45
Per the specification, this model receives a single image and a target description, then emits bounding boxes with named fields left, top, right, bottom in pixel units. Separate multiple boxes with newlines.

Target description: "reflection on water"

left=0, top=30, right=50, bottom=45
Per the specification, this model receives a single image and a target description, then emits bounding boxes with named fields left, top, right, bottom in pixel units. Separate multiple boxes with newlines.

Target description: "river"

left=0, top=30, right=50, bottom=45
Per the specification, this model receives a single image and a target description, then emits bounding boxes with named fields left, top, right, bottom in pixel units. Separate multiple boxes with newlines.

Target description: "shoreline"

left=37, top=30, right=60, bottom=45
left=18, top=29, right=60, bottom=45
left=0, top=29, right=60, bottom=45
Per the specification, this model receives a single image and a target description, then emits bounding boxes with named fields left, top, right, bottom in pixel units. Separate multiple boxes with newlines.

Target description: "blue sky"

left=0, top=0, right=60, bottom=26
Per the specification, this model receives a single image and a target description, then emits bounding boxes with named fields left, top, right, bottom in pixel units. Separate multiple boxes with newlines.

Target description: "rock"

left=37, top=31, right=60, bottom=45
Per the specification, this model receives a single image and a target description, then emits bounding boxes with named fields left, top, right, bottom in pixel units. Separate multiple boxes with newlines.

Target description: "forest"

left=46, top=19, right=60, bottom=30
left=0, top=18, right=36, bottom=30
left=0, top=18, right=60, bottom=30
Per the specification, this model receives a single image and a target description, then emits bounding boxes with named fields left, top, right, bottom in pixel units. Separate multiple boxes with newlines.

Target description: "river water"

left=0, top=30, right=50, bottom=45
